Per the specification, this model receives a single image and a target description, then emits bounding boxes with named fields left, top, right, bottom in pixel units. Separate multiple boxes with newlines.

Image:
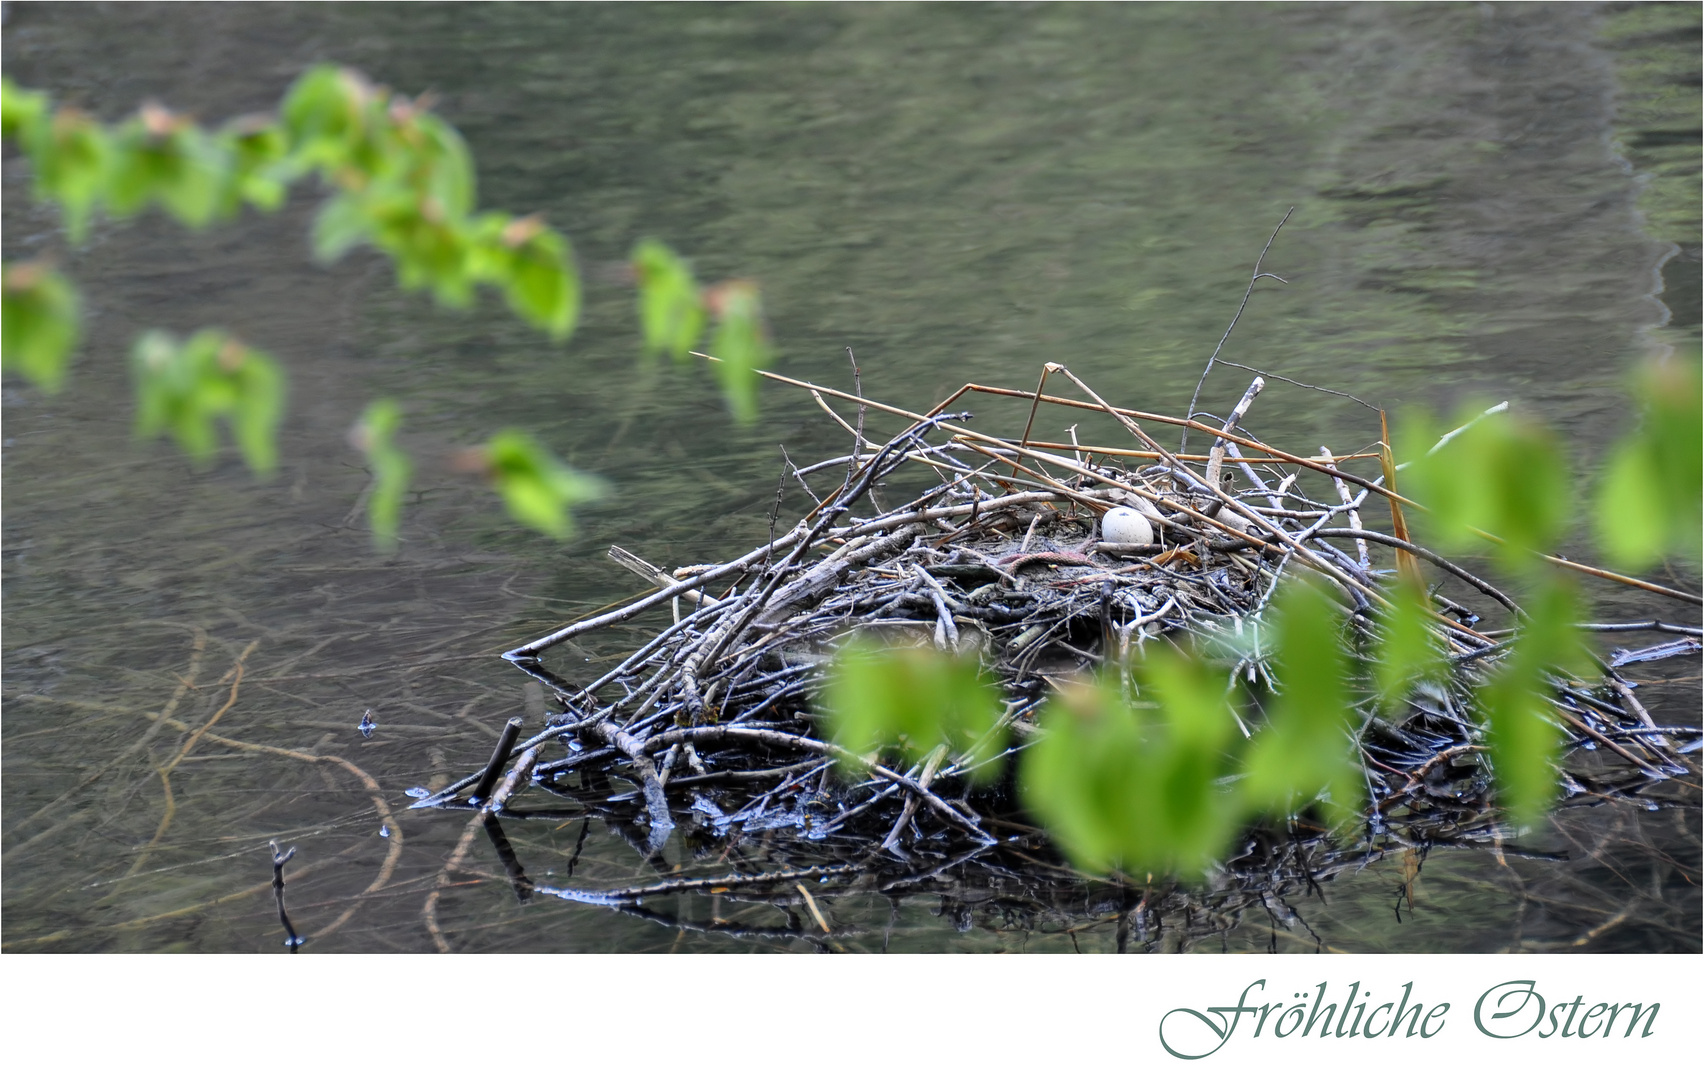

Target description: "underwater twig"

left=270, top=840, right=303, bottom=953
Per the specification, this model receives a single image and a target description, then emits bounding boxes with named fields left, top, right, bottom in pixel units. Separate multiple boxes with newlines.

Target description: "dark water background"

left=3, top=2, right=1698, bottom=952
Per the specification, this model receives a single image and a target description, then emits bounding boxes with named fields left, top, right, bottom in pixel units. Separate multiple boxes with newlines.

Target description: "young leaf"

left=106, top=107, right=231, bottom=228
left=632, top=238, right=705, bottom=362
left=129, top=328, right=286, bottom=475
left=2, top=261, right=80, bottom=393
left=30, top=108, right=115, bottom=242
left=1478, top=575, right=1587, bottom=825
left=280, top=65, right=373, bottom=172
left=1, top=78, right=48, bottom=145
left=500, top=224, right=579, bottom=341
left=219, top=117, right=294, bottom=213
left=706, top=279, right=770, bottom=423
left=1400, top=406, right=1572, bottom=573
left=1373, top=577, right=1447, bottom=708
left=1239, top=577, right=1365, bottom=829
left=484, top=429, right=606, bottom=540
left=227, top=340, right=285, bottom=476
left=1594, top=353, right=1703, bottom=570
left=1020, top=660, right=1242, bottom=878
left=350, top=399, right=412, bottom=551
left=132, top=330, right=217, bottom=466
left=398, top=111, right=477, bottom=220
left=310, top=192, right=371, bottom=263
left=823, top=638, right=1005, bottom=783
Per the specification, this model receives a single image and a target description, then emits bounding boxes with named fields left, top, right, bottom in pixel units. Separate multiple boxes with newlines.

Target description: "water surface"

left=3, top=2, right=1697, bottom=952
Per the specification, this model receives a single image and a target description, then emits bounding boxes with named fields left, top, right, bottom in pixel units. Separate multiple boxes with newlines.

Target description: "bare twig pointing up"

left=1180, top=207, right=1294, bottom=454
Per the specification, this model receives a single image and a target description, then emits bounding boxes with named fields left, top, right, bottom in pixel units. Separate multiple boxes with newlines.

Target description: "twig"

left=1321, top=446, right=1369, bottom=571
left=470, top=717, right=524, bottom=804
left=844, top=346, right=867, bottom=493
left=1181, top=207, right=1293, bottom=453
left=1205, top=376, right=1265, bottom=491
left=269, top=840, right=303, bottom=953
left=1210, top=360, right=1384, bottom=413
left=1311, top=529, right=1520, bottom=613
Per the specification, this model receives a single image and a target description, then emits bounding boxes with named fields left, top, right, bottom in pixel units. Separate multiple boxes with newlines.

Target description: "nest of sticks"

left=413, top=364, right=1700, bottom=945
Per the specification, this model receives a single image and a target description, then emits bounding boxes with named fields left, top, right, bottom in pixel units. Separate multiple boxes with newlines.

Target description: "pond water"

left=3, top=2, right=1698, bottom=952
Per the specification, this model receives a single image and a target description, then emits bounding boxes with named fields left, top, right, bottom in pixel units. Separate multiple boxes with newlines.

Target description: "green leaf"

left=823, top=638, right=1006, bottom=783
left=398, top=112, right=477, bottom=220
left=129, top=328, right=286, bottom=475
left=363, top=194, right=477, bottom=306
left=632, top=238, right=705, bottom=362
left=229, top=342, right=285, bottom=476
left=1, top=78, right=49, bottom=146
left=706, top=280, right=770, bottom=423
left=500, top=224, right=579, bottom=340
left=1373, top=577, right=1447, bottom=708
left=1596, top=440, right=1667, bottom=569
left=219, top=118, right=294, bottom=213
left=2, top=261, right=80, bottom=393
left=1020, top=660, right=1241, bottom=878
left=280, top=65, right=372, bottom=172
left=484, top=429, right=606, bottom=539
left=106, top=108, right=232, bottom=228
left=1240, top=577, right=1365, bottom=829
left=133, top=330, right=215, bottom=465
left=1400, top=406, right=1572, bottom=573
left=311, top=192, right=372, bottom=263
left=1595, top=353, right=1703, bottom=570
left=1478, top=575, right=1587, bottom=825
left=350, top=399, right=412, bottom=551
left=29, top=108, right=115, bottom=242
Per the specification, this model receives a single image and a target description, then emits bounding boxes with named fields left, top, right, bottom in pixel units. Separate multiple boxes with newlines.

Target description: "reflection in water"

left=2, top=3, right=1697, bottom=952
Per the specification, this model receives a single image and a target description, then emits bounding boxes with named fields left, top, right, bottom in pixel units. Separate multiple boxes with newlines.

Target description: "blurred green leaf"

left=106, top=106, right=231, bottom=228
left=823, top=639, right=1006, bottom=784
left=219, top=117, right=294, bottom=213
left=1597, top=441, right=1668, bottom=570
left=498, top=222, right=579, bottom=340
left=1595, top=352, right=1702, bottom=570
left=229, top=343, right=285, bottom=475
left=280, top=65, right=372, bottom=172
left=130, top=329, right=286, bottom=475
left=706, top=280, right=770, bottom=423
left=1373, top=577, right=1447, bottom=709
left=1478, top=575, right=1587, bottom=825
left=28, top=108, right=115, bottom=242
left=392, top=111, right=477, bottom=220
left=310, top=192, right=371, bottom=263
left=1, top=77, right=49, bottom=145
left=633, top=238, right=706, bottom=362
left=350, top=399, right=412, bottom=551
left=484, top=429, right=606, bottom=540
left=363, top=195, right=478, bottom=306
left=1400, top=406, right=1572, bottom=572
left=1021, top=660, right=1242, bottom=878
left=1240, top=578, right=1365, bottom=829
left=2, top=261, right=80, bottom=393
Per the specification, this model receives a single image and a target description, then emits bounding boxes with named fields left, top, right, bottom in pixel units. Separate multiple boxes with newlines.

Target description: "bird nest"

left=409, top=364, right=1698, bottom=948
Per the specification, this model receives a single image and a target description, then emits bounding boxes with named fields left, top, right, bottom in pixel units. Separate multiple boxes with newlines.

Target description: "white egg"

left=1102, top=505, right=1154, bottom=546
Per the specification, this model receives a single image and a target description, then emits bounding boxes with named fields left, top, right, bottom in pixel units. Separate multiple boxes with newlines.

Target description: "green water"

left=3, top=2, right=1697, bottom=952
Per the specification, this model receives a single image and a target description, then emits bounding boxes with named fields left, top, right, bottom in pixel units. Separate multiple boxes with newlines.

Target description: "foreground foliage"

left=2, top=68, right=772, bottom=545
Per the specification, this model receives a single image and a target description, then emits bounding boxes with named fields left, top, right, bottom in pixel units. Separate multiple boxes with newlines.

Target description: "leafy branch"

left=2, top=66, right=774, bottom=546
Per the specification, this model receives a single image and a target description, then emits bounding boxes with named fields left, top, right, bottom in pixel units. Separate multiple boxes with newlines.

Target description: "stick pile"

left=412, top=366, right=1698, bottom=942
